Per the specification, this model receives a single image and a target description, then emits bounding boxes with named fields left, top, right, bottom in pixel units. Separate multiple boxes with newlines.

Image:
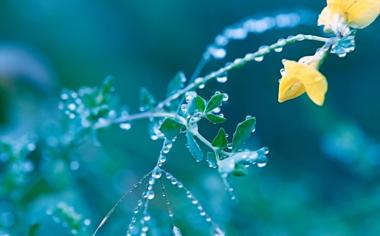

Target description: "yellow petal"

left=300, top=71, right=328, bottom=106
left=280, top=60, right=328, bottom=106
left=344, top=0, right=380, bottom=28
left=318, top=6, right=344, bottom=32
left=323, top=0, right=380, bottom=29
left=278, top=75, right=306, bottom=103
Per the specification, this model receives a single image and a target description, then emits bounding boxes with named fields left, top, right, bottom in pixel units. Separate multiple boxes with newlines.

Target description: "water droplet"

left=173, top=226, right=182, bottom=236
left=84, top=219, right=91, bottom=226
left=258, top=46, right=270, bottom=54
left=70, top=161, right=80, bottom=171
left=159, top=155, right=166, bottom=163
left=27, top=143, right=36, bottom=151
left=147, top=191, right=155, bottom=200
left=68, top=103, right=76, bottom=111
left=141, top=226, right=149, bottom=232
left=274, top=47, right=283, bottom=53
left=198, top=84, right=205, bottom=89
left=222, top=93, right=229, bottom=102
left=208, top=46, right=226, bottom=59
left=215, top=35, right=228, bottom=46
left=180, top=104, right=188, bottom=113
left=337, top=52, right=347, bottom=58
left=212, top=107, right=221, bottom=114
left=143, top=215, right=151, bottom=221
left=152, top=168, right=162, bottom=179
left=185, top=91, right=197, bottom=103
left=224, top=27, right=247, bottom=40
left=214, top=227, right=225, bottom=236
left=257, top=162, right=267, bottom=168
left=120, top=123, right=132, bottom=130
left=61, top=93, right=69, bottom=100
left=216, top=76, right=228, bottom=83
left=254, top=56, right=264, bottom=62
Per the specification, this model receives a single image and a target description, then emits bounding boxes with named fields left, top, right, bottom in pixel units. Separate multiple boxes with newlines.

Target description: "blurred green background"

left=1, top=0, right=380, bottom=235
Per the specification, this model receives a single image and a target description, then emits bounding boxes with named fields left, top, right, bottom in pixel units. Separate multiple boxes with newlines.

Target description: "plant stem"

left=156, top=34, right=330, bottom=109
left=97, top=111, right=187, bottom=129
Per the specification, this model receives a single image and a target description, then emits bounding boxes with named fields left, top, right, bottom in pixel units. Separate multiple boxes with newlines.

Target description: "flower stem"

left=156, top=34, right=330, bottom=109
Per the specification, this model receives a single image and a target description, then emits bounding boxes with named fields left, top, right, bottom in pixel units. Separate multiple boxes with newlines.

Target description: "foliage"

left=1, top=1, right=379, bottom=236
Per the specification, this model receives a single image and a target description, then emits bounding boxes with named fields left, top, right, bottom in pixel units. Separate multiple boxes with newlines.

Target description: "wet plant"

left=1, top=1, right=379, bottom=235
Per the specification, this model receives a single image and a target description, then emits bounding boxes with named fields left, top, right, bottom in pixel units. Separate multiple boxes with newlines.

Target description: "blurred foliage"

left=1, top=0, right=380, bottom=235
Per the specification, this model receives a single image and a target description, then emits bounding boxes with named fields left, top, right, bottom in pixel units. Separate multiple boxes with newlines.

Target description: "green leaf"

left=28, top=223, right=40, bottom=236
left=167, top=72, right=186, bottom=97
left=159, top=118, right=185, bottom=139
left=232, top=163, right=248, bottom=177
left=188, top=95, right=206, bottom=115
left=206, top=93, right=224, bottom=113
left=139, top=88, right=156, bottom=111
left=194, top=95, right=206, bottom=112
left=186, top=132, right=204, bottom=162
left=232, top=116, right=256, bottom=151
left=212, top=128, right=228, bottom=149
left=206, top=114, right=226, bottom=124
left=101, top=76, right=114, bottom=95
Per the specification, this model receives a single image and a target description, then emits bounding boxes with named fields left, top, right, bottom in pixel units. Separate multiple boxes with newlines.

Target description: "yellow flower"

left=318, top=0, right=380, bottom=33
left=278, top=57, right=328, bottom=106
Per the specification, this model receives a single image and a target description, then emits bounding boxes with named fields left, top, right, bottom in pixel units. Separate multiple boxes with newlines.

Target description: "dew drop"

left=212, top=107, right=221, bottom=114
left=60, top=93, right=69, bottom=100
left=84, top=219, right=91, bottom=226
left=274, top=47, right=283, bottom=53
left=254, top=56, right=264, bottom=62
left=68, top=103, right=76, bottom=111
left=216, top=76, right=228, bottom=83
left=173, top=226, right=182, bottom=236
left=70, top=161, right=80, bottom=171
left=143, top=215, right=151, bottom=222
left=222, top=93, right=229, bottom=102
left=141, top=226, right=149, bottom=232
left=147, top=191, right=155, bottom=200
left=257, top=162, right=267, bottom=168
left=215, top=35, right=229, bottom=46
left=152, top=169, right=162, bottom=179
left=120, top=123, right=132, bottom=130
left=208, top=46, right=226, bottom=59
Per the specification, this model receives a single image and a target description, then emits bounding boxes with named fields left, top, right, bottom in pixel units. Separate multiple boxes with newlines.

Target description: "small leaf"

left=232, top=116, right=256, bottom=151
left=186, top=132, right=204, bottom=162
left=232, top=163, right=248, bottom=177
left=159, top=118, right=185, bottom=139
left=167, top=72, right=186, bottom=97
left=212, top=128, right=228, bottom=149
left=101, top=76, right=114, bottom=95
left=206, top=93, right=225, bottom=113
left=193, top=95, right=206, bottom=112
left=139, top=88, right=156, bottom=111
left=187, top=95, right=206, bottom=115
left=206, top=114, right=226, bottom=124
left=28, top=223, right=40, bottom=236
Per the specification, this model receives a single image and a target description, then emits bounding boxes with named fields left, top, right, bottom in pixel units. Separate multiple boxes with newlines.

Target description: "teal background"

left=1, top=0, right=380, bottom=235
